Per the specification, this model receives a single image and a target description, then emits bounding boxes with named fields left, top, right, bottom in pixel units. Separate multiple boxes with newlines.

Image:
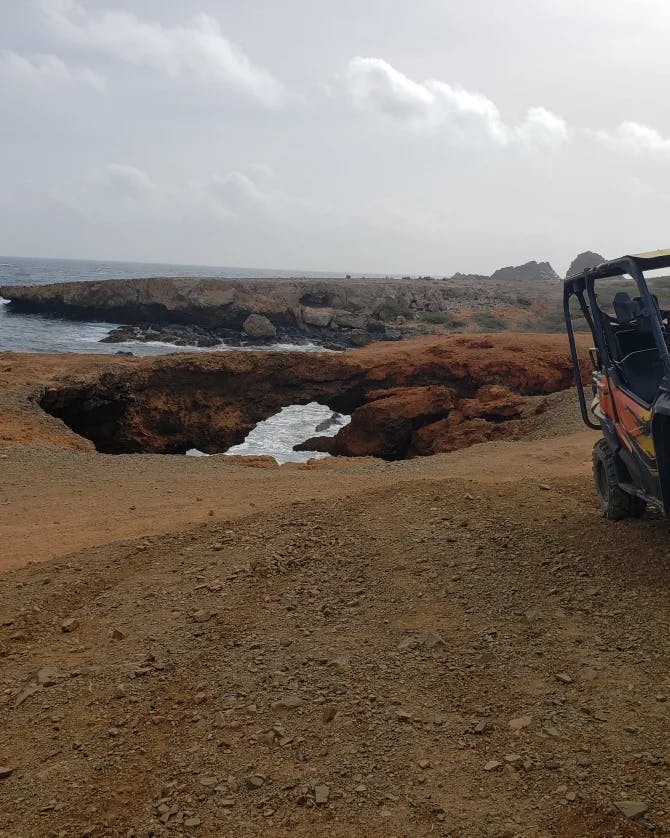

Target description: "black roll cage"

left=563, top=252, right=670, bottom=430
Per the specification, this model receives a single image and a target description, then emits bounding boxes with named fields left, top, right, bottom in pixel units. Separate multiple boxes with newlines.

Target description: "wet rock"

left=243, top=314, right=277, bottom=341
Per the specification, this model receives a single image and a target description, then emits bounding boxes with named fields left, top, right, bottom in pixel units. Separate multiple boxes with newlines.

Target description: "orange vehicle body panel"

left=595, top=372, right=656, bottom=465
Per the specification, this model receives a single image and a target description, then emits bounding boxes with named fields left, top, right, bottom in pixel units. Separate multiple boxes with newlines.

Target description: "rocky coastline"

left=0, top=258, right=572, bottom=349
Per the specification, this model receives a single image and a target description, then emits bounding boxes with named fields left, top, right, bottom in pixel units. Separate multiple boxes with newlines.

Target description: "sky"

left=1, top=0, right=670, bottom=276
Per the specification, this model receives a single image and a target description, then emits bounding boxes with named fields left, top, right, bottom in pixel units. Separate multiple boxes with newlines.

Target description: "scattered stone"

left=314, top=784, right=329, bottom=805
left=14, top=681, right=40, bottom=707
left=111, top=628, right=126, bottom=640
left=0, top=766, right=14, bottom=780
left=36, top=666, right=61, bottom=686
left=245, top=775, right=265, bottom=790
left=321, top=705, right=337, bottom=724
left=424, top=631, right=446, bottom=650
left=198, top=776, right=218, bottom=788
left=112, top=684, right=126, bottom=699
left=614, top=801, right=648, bottom=820
left=509, top=716, right=532, bottom=731
left=418, top=759, right=431, bottom=770
left=270, top=695, right=306, bottom=710
left=539, top=484, right=551, bottom=491
left=61, top=617, right=79, bottom=633
left=484, top=760, right=502, bottom=772
left=554, top=672, right=572, bottom=684
left=190, top=609, right=212, bottom=624
left=184, top=816, right=201, bottom=828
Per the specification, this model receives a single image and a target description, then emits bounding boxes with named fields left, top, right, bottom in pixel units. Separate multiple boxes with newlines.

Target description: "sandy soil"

left=1, top=350, right=669, bottom=837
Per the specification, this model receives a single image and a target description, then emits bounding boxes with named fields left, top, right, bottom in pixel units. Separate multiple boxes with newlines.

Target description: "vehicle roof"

left=564, top=248, right=670, bottom=288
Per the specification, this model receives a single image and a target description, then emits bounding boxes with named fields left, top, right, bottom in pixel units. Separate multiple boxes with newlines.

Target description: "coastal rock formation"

left=491, top=261, right=559, bottom=282
left=0, top=276, right=465, bottom=348
left=566, top=251, right=606, bottom=278
left=0, top=272, right=563, bottom=348
left=30, top=333, right=591, bottom=460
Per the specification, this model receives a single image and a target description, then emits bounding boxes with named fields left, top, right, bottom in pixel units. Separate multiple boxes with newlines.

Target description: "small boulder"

left=614, top=801, right=648, bottom=820
left=243, top=314, right=277, bottom=341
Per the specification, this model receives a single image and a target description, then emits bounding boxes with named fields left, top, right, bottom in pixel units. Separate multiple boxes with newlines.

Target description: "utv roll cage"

left=563, top=249, right=670, bottom=429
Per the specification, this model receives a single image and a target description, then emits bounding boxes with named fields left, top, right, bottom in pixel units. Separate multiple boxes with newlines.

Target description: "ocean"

left=0, top=255, right=352, bottom=461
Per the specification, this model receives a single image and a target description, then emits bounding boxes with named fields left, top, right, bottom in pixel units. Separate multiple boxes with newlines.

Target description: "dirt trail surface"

left=0, top=429, right=593, bottom=572
left=2, top=340, right=669, bottom=837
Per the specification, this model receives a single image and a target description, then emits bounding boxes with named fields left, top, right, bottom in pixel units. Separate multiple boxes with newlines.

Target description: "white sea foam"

left=225, top=403, right=350, bottom=464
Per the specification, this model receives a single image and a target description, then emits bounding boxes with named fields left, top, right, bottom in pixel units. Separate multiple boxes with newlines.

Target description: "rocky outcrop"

left=101, top=324, right=223, bottom=347
left=566, top=251, right=605, bottom=278
left=325, top=386, right=456, bottom=459
left=491, top=261, right=559, bottom=282
left=0, top=276, right=472, bottom=349
left=298, top=384, right=546, bottom=459
left=0, top=270, right=563, bottom=348
left=34, top=333, right=592, bottom=459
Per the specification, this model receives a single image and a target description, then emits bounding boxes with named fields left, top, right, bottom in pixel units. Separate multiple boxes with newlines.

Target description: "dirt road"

left=2, top=416, right=670, bottom=836
left=0, top=429, right=595, bottom=572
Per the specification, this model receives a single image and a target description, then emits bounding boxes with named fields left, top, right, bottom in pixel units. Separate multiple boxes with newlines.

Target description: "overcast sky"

left=1, top=0, right=669, bottom=275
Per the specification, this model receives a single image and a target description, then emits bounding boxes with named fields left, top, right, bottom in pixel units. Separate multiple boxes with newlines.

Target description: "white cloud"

left=87, top=164, right=156, bottom=200
left=514, top=107, right=570, bottom=148
left=0, top=50, right=104, bottom=90
left=206, top=171, right=273, bottom=217
left=346, top=57, right=568, bottom=148
left=41, top=0, right=284, bottom=106
left=592, top=121, right=670, bottom=156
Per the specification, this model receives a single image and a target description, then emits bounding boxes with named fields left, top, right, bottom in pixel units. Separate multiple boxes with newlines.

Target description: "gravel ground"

left=1, top=459, right=669, bottom=836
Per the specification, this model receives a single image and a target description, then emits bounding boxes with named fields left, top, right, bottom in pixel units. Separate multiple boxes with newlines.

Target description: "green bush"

left=473, top=311, right=507, bottom=331
left=421, top=311, right=466, bottom=327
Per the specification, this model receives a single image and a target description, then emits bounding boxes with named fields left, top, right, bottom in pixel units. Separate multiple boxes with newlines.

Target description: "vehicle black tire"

left=592, top=438, right=646, bottom=520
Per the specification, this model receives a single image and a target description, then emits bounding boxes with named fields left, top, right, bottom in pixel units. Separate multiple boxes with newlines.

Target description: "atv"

left=564, top=249, right=670, bottom=519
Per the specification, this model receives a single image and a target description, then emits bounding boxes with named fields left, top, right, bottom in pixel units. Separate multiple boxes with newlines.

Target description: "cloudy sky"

left=1, top=0, right=670, bottom=275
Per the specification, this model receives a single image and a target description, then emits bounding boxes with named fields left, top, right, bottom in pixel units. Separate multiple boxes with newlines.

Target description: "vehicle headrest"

left=612, top=291, right=641, bottom=322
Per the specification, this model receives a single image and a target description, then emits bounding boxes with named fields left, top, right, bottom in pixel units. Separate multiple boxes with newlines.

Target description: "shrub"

left=473, top=311, right=506, bottom=331
left=421, top=311, right=466, bottom=327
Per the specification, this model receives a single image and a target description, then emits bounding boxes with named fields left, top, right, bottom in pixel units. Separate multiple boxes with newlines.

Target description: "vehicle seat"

left=613, top=292, right=641, bottom=322
left=617, top=348, right=663, bottom=404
